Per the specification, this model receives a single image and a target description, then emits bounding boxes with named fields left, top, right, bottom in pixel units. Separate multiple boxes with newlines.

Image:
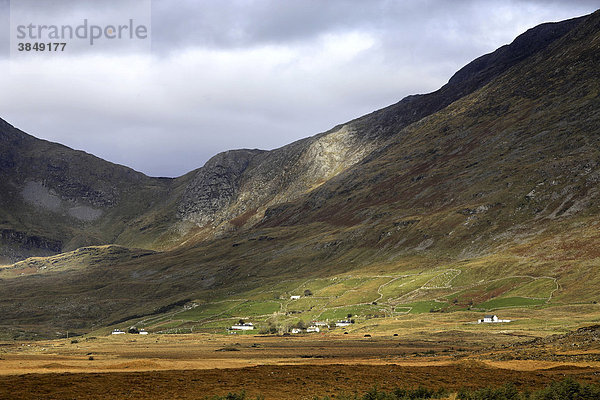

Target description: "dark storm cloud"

left=0, top=1, right=598, bottom=177
left=149, top=0, right=596, bottom=51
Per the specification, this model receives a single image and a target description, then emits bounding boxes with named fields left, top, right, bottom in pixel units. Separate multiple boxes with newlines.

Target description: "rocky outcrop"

left=177, top=149, right=265, bottom=225
left=177, top=124, right=381, bottom=232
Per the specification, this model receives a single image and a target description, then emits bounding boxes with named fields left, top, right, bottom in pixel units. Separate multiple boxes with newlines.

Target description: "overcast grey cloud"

left=0, top=0, right=7, bottom=56
left=0, top=1, right=598, bottom=177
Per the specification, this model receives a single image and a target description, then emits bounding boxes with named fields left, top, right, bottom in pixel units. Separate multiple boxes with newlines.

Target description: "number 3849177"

left=17, top=42, right=66, bottom=52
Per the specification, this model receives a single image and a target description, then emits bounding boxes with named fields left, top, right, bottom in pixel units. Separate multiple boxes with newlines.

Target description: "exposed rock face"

left=178, top=149, right=265, bottom=225
left=177, top=124, right=381, bottom=232
left=21, top=181, right=103, bottom=221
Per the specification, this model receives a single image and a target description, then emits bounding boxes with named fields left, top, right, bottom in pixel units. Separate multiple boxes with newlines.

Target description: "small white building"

left=291, top=328, right=302, bottom=334
left=111, top=329, right=125, bottom=335
left=290, top=295, right=301, bottom=300
left=139, top=329, right=148, bottom=335
left=231, top=322, right=255, bottom=330
left=307, top=326, right=320, bottom=333
left=478, top=315, right=511, bottom=323
left=313, top=321, right=328, bottom=326
left=335, top=320, right=352, bottom=327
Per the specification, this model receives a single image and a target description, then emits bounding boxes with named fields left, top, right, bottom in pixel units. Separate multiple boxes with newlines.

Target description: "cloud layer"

left=0, top=0, right=597, bottom=177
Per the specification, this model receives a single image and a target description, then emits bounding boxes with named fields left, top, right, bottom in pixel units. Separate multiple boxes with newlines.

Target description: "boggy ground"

left=0, top=330, right=599, bottom=399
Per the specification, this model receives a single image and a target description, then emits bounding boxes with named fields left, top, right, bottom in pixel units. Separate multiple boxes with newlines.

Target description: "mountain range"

left=0, top=10, right=598, bottom=338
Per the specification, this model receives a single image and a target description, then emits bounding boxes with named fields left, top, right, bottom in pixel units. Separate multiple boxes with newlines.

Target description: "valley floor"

left=1, top=329, right=599, bottom=399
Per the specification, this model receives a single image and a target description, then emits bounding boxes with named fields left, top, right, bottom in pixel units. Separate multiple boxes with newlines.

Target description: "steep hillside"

left=175, top=15, right=585, bottom=239
left=0, top=15, right=584, bottom=263
left=0, top=11, right=598, bottom=338
left=0, top=120, right=190, bottom=262
left=260, top=10, right=600, bottom=257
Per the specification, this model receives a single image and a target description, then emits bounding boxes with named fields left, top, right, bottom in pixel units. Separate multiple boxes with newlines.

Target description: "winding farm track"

left=147, top=269, right=563, bottom=332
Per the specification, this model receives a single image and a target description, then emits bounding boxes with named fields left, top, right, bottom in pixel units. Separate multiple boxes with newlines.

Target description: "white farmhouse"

left=335, top=320, right=352, bottom=327
left=231, top=322, right=255, bottom=330
left=478, top=315, right=511, bottom=323
left=291, top=328, right=302, bottom=334
left=290, top=295, right=301, bottom=300
left=307, top=326, right=320, bottom=333
left=484, top=315, right=498, bottom=323
left=111, top=329, right=125, bottom=335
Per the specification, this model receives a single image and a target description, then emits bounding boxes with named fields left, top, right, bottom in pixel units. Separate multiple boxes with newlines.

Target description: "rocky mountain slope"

left=0, top=119, right=186, bottom=263
left=0, top=15, right=585, bottom=264
left=0, top=11, right=598, bottom=337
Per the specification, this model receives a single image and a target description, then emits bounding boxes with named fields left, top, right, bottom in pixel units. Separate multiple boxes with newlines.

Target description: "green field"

left=475, top=296, right=547, bottom=310
left=139, top=265, right=591, bottom=333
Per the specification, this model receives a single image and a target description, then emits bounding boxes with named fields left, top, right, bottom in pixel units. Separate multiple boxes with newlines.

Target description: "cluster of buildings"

left=229, top=319, right=356, bottom=333
left=111, top=328, right=148, bottom=335
left=112, top=314, right=511, bottom=337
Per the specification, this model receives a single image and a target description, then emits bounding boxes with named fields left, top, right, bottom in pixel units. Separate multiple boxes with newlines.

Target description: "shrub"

left=457, top=383, right=519, bottom=400
left=457, top=379, right=600, bottom=400
left=530, top=378, right=600, bottom=400
left=205, top=391, right=264, bottom=400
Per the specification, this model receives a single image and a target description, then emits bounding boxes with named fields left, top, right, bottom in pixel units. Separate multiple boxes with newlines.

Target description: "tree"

left=304, top=289, right=313, bottom=296
left=238, top=319, right=245, bottom=325
left=295, top=320, right=307, bottom=330
left=347, top=313, right=353, bottom=319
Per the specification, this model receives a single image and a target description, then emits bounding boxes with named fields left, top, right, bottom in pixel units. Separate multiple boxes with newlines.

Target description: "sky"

left=0, top=0, right=598, bottom=177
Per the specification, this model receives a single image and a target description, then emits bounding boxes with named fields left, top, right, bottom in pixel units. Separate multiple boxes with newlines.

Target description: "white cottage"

left=231, top=322, right=255, bottom=330
left=478, top=315, right=511, bottom=323
left=335, top=320, right=352, bottom=327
